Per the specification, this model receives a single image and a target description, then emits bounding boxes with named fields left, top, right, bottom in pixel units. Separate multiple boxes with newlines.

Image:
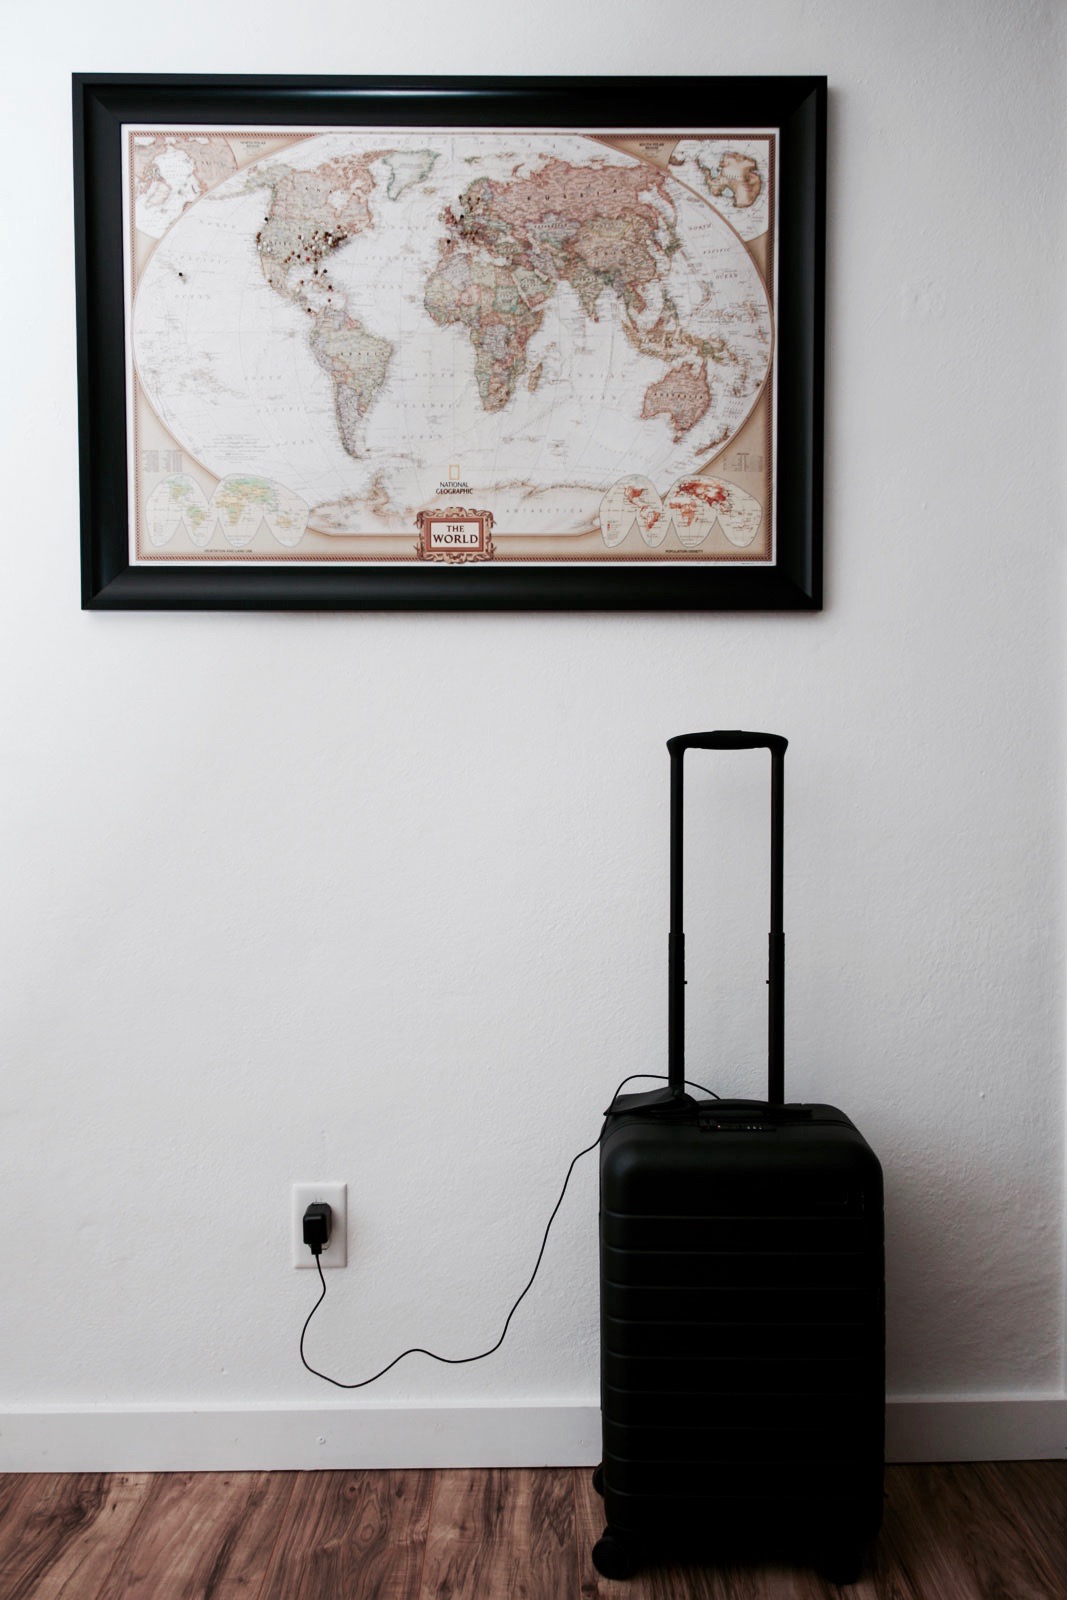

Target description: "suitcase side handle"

left=667, top=730, right=788, bottom=757
left=667, top=731, right=786, bottom=1105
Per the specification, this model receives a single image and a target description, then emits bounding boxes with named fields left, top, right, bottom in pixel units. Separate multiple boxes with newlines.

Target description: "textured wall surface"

left=1, top=0, right=1064, bottom=1436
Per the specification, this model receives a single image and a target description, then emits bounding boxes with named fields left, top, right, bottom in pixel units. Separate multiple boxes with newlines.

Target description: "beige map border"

left=125, top=126, right=777, bottom=567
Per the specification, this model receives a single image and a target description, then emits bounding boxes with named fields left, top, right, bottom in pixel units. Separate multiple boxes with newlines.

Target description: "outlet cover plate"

left=292, top=1181, right=347, bottom=1268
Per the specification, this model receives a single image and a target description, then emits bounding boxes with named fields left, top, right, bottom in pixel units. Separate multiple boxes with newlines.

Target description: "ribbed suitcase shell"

left=598, top=1095, right=884, bottom=1560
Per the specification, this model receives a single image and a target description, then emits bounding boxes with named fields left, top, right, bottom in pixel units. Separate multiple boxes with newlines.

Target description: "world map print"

left=127, top=128, right=776, bottom=563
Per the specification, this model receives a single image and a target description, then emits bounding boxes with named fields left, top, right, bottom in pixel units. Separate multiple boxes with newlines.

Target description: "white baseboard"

left=0, top=1397, right=1063, bottom=1473
left=885, top=1396, right=1067, bottom=1462
left=0, top=1404, right=600, bottom=1474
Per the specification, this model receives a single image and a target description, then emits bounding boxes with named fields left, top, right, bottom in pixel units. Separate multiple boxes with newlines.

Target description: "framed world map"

left=74, top=75, right=825, bottom=610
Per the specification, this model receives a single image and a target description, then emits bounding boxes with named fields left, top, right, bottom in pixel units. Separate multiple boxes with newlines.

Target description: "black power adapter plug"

left=302, top=1202, right=332, bottom=1257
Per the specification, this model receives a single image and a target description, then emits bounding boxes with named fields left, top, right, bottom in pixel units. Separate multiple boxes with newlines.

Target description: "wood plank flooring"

left=0, top=1463, right=1063, bottom=1600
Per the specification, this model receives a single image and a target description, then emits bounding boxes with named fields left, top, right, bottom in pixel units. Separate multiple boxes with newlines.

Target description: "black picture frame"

left=74, top=74, right=825, bottom=612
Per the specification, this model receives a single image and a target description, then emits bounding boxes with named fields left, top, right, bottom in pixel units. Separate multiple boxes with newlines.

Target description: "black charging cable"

left=299, top=1072, right=718, bottom=1390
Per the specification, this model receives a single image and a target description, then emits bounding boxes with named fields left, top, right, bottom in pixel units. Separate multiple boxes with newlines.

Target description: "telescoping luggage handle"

left=666, top=731, right=787, bottom=1105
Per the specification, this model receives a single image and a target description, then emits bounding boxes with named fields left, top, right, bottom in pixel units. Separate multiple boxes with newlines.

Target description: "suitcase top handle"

left=667, top=731, right=787, bottom=1106
left=667, top=731, right=788, bottom=757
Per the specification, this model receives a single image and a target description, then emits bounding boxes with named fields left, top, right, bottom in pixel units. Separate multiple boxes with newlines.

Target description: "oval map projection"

left=129, top=129, right=774, bottom=560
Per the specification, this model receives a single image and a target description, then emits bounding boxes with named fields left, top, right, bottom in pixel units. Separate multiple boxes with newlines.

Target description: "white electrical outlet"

left=291, top=1182, right=348, bottom=1268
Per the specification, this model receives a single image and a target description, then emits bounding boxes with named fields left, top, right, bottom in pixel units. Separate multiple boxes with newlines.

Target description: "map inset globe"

left=133, top=132, right=772, bottom=542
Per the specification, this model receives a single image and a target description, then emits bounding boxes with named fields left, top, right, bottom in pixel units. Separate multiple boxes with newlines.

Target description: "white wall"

left=2, top=0, right=1065, bottom=1467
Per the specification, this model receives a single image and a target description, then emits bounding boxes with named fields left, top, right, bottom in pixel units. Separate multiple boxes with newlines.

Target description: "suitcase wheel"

left=591, top=1462, right=604, bottom=1497
left=592, top=1531, right=638, bottom=1580
left=815, top=1545, right=865, bottom=1586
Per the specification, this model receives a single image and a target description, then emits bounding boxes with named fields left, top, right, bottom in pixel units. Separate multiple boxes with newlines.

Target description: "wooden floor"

left=0, top=1462, right=1064, bottom=1599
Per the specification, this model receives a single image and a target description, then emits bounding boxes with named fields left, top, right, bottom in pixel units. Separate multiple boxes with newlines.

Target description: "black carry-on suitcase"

left=593, top=732, right=884, bottom=1584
